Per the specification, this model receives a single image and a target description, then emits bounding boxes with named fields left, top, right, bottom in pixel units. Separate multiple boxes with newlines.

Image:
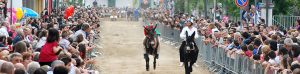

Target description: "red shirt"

left=39, top=41, right=58, bottom=62
left=245, top=50, right=252, bottom=58
left=144, top=25, right=155, bottom=36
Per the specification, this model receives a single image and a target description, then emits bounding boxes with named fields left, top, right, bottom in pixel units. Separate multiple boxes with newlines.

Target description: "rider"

left=179, top=18, right=199, bottom=66
left=143, top=22, right=161, bottom=37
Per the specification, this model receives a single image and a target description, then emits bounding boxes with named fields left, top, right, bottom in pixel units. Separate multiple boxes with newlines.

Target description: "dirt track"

left=96, top=20, right=210, bottom=74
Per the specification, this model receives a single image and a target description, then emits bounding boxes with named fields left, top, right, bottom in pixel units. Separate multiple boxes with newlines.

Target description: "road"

left=96, top=20, right=210, bottom=74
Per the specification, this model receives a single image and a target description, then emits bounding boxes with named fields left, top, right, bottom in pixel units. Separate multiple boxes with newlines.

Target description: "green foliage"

left=174, top=0, right=300, bottom=16
left=273, top=0, right=293, bottom=15
left=174, top=0, right=204, bottom=14
left=219, top=0, right=240, bottom=17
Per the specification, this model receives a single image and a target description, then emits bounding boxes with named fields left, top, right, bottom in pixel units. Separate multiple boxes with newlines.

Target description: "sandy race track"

left=96, top=20, right=210, bottom=74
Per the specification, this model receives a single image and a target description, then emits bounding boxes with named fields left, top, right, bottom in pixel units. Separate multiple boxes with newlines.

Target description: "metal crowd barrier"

left=150, top=21, right=266, bottom=74
left=273, top=15, right=300, bottom=29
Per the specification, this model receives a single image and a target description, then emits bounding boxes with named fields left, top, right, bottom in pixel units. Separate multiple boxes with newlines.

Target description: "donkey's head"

left=185, top=31, right=196, bottom=51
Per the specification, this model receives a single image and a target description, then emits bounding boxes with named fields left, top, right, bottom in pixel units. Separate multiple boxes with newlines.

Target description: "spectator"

left=53, top=66, right=69, bottom=74
left=23, top=28, right=34, bottom=43
left=0, top=62, right=14, bottom=74
left=60, top=56, right=77, bottom=74
left=12, top=30, right=24, bottom=44
left=14, top=68, right=26, bottom=74
left=59, top=31, right=71, bottom=50
left=0, top=6, right=102, bottom=74
left=13, top=41, right=27, bottom=54
left=27, top=62, right=40, bottom=74
left=295, top=20, right=300, bottom=30
left=35, top=29, right=48, bottom=50
left=253, top=38, right=262, bottom=55
left=34, top=68, right=47, bottom=74
left=78, top=43, right=87, bottom=60
left=14, top=63, right=25, bottom=71
left=71, top=23, right=91, bottom=41
left=9, top=53, right=23, bottom=64
left=47, top=60, right=65, bottom=74
left=39, top=29, right=62, bottom=66
left=0, top=21, right=10, bottom=37
left=241, top=45, right=252, bottom=58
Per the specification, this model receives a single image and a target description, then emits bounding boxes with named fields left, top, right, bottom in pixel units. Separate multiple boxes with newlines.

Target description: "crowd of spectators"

left=146, top=8, right=300, bottom=74
left=0, top=6, right=103, bottom=74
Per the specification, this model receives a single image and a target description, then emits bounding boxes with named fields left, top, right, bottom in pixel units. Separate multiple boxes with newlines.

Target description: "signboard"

left=235, top=0, right=248, bottom=8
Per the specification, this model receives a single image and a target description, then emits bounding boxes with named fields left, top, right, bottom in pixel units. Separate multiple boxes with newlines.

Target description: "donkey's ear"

left=153, top=24, right=158, bottom=30
left=144, top=26, right=149, bottom=31
left=185, top=31, right=188, bottom=38
left=191, top=31, right=196, bottom=38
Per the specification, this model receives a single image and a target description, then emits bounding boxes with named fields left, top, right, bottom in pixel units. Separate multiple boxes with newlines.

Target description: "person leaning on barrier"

left=178, top=19, right=199, bottom=67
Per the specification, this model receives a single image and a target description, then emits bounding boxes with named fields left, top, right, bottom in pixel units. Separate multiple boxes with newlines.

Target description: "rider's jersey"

left=144, top=23, right=161, bottom=36
left=180, top=26, right=199, bottom=40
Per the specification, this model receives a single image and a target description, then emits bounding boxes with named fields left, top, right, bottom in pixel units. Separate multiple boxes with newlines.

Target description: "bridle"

left=184, top=31, right=196, bottom=53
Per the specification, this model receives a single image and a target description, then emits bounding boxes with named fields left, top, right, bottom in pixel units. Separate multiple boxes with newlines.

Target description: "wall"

left=116, top=0, right=133, bottom=8
left=7, top=0, right=22, bottom=8
left=85, top=0, right=134, bottom=8
left=85, top=0, right=108, bottom=8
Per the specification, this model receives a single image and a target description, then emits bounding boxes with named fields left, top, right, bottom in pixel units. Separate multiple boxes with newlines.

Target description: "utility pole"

left=204, top=0, right=207, bottom=18
left=213, top=0, right=216, bottom=22
left=266, top=0, right=269, bottom=26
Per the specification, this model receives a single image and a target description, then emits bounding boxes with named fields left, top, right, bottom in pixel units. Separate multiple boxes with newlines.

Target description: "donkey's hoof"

left=189, top=67, right=193, bottom=72
left=146, top=68, right=149, bottom=71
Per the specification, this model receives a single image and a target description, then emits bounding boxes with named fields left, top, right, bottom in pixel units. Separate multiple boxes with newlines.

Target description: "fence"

left=153, top=21, right=266, bottom=74
left=273, top=15, right=300, bottom=29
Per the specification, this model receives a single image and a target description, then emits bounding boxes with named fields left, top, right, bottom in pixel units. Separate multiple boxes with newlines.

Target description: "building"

left=23, top=0, right=45, bottom=15
left=85, top=0, right=134, bottom=8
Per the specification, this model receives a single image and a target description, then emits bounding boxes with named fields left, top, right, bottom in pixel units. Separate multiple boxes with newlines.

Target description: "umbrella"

left=22, top=7, right=38, bottom=18
left=64, top=5, right=74, bottom=19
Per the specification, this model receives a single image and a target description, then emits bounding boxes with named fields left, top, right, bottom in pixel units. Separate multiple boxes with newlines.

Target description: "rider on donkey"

left=143, top=21, right=160, bottom=49
left=143, top=21, right=161, bottom=71
left=179, top=18, right=199, bottom=66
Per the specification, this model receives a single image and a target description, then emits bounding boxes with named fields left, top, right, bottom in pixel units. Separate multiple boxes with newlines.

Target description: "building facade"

left=85, top=0, right=135, bottom=8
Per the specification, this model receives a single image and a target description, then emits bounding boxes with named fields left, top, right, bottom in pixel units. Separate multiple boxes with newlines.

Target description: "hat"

left=186, top=18, right=194, bottom=23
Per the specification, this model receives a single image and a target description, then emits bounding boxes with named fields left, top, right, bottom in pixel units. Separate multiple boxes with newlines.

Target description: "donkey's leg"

left=153, top=54, right=158, bottom=70
left=189, top=61, right=195, bottom=72
left=189, top=51, right=199, bottom=72
left=144, top=54, right=150, bottom=71
left=184, top=61, right=190, bottom=74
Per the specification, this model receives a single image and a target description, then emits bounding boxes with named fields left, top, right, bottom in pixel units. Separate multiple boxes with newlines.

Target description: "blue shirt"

left=253, top=48, right=258, bottom=55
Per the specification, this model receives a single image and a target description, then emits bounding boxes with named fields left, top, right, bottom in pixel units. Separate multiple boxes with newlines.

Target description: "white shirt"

left=47, top=71, right=53, bottom=74
left=71, top=30, right=87, bottom=41
left=36, top=37, right=47, bottom=49
left=68, top=64, right=76, bottom=74
left=59, top=38, right=70, bottom=50
left=180, top=26, right=199, bottom=40
left=0, top=26, right=9, bottom=37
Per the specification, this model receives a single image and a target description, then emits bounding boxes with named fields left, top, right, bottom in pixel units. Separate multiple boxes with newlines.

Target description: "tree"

left=273, top=0, right=293, bottom=15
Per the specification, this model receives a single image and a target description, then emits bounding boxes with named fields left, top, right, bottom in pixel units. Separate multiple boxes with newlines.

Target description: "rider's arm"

left=180, top=27, right=187, bottom=40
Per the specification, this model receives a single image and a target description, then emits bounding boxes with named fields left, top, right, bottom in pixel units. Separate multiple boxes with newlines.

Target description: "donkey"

left=143, top=24, right=159, bottom=71
left=182, top=31, right=199, bottom=74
